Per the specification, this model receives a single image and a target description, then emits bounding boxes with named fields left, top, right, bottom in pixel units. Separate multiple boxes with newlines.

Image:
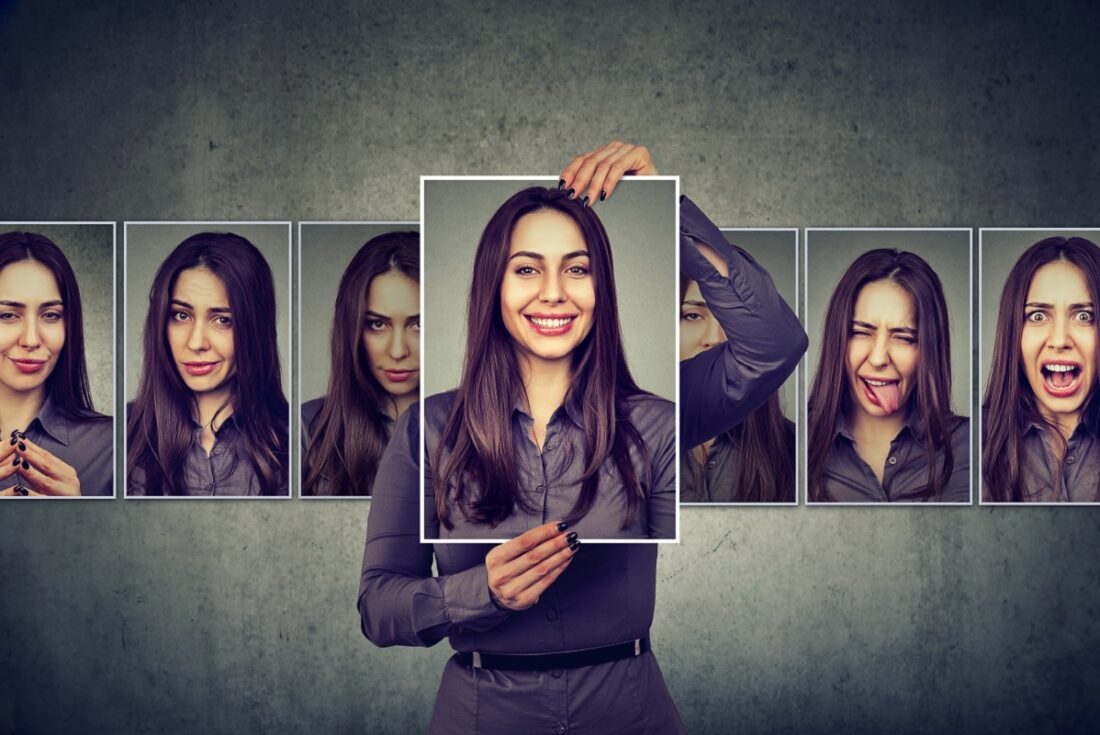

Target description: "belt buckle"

left=633, top=639, right=641, bottom=656
left=472, top=652, right=483, bottom=669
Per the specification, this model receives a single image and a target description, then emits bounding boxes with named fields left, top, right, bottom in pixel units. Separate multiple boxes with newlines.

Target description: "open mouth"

left=183, top=361, right=220, bottom=376
left=10, top=358, right=47, bottom=374
left=524, top=314, right=577, bottom=336
left=1041, top=362, right=1082, bottom=397
left=859, top=375, right=901, bottom=414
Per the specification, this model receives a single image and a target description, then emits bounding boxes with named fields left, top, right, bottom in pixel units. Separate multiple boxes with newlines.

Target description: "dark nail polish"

left=565, top=188, right=575, bottom=199
left=556, top=521, right=570, bottom=532
left=581, top=195, right=590, bottom=208
left=9, top=429, right=16, bottom=437
left=599, top=190, right=606, bottom=201
left=9, top=437, right=14, bottom=446
left=569, top=539, right=581, bottom=552
left=11, top=457, right=18, bottom=467
left=18, top=443, right=25, bottom=451
left=23, top=462, right=30, bottom=471
left=566, top=532, right=578, bottom=544
left=17, top=432, right=25, bottom=440
left=557, top=179, right=565, bottom=190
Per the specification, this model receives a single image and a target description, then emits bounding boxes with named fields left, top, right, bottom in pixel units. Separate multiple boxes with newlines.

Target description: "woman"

left=0, top=231, right=112, bottom=497
left=808, top=248, right=969, bottom=503
left=302, top=230, right=419, bottom=496
left=127, top=232, right=288, bottom=497
left=983, top=236, right=1100, bottom=502
left=359, top=142, right=807, bottom=734
left=680, top=267, right=796, bottom=503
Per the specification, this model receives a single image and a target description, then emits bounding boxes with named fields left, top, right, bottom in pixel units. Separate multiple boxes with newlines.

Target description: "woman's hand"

left=485, top=521, right=580, bottom=611
left=11, top=435, right=81, bottom=496
left=559, top=141, right=658, bottom=206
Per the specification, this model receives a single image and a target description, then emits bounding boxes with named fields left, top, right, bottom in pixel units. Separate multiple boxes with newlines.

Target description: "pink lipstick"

left=183, top=361, right=220, bottom=376
left=10, top=358, right=46, bottom=374
left=524, top=313, right=577, bottom=337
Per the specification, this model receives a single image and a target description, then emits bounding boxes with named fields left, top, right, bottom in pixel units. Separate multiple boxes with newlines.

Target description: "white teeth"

left=863, top=378, right=894, bottom=386
left=529, top=316, right=572, bottom=328
left=1043, top=364, right=1078, bottom=373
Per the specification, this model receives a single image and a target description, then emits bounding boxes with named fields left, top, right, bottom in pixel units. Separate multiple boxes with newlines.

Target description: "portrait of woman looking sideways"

left=127, top=232, right=289, bottom=497
left=808, top=247, right=970, bottom=503
left=302, top=230, right=419, bottom=496
left=0, top=232, right=112, bottom=497
left=983, top=235, right=1100, bottom=502
left=678, top=230, right=801, bottom=503
left=359, top=142, right=806, bottom=734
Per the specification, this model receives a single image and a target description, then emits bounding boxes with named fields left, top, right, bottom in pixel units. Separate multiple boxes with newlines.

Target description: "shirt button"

left=536, top=484, right=546, bottom=493
left=705, top=460, right=716, bottom=470
left=546, top=609, right=558, bottom=621
left=550, top=669, right=563, bottom=679
left=1066, top=455, right=1076, bottom=464
left=212, top=447, right=223, bottom=456
left=888, top=457, right=897, bottom=465
left=555, top=724, right=566, bottom=734
left=204, top=483, right=214, bottom=493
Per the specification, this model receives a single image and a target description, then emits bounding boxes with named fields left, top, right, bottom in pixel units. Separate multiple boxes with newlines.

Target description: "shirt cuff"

left=440, top=562, right=513, bottom=633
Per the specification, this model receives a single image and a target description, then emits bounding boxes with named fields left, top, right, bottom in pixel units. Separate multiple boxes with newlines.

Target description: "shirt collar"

left=510, top=390, right=585, bottom=429
left=31, top=393, right=70, bottom=446
left=835, top=412, right=914, bottom=444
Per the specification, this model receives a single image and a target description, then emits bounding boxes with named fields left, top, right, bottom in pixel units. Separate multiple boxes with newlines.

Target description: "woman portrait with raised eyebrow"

left=807, top=245, right=970, bottom=503
left=0, top=231, right=112, bottom=498
left=358, top=142, right=807, bottom=734
left=301, top=229, right=419, bottom=496
left=126, top=230, right=289, bottom=497
left=983, top=234, right=1100, bottom=502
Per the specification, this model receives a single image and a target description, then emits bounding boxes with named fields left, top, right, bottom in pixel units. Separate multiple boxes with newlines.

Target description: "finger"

left=487, top=520, right=570, bottom=568
left=16, top=437, right=77, bottom=481
left=497, top=536, right=579, bottom=601
left=494, top=530, right=576, bottom=596
left=0, top=454, right=21, bottom=482
left=16, top=457, right=77, bottom=496
left=600, top=144, right=654, bottom=200
left=510, top=556, right=575, bottom=610
left=567, top=142, right=624, bottom=202
left=0, top=440, right=17, bottom=466
left=560, top=141, right=624, bottom=195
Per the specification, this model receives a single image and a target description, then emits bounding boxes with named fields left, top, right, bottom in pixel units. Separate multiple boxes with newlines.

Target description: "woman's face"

left=845, top=278, right=919, bottom=418
left=679, top=280, right=727, bottom=361
left=0, top=260, right=65, bottom=396
left=362, top=270, right=420, bottom=399
left=499, top=209, right=595, bottom=366
left=167, top=267, right=235, bottom=395
left=1019, top=260, right=1096, bottom=428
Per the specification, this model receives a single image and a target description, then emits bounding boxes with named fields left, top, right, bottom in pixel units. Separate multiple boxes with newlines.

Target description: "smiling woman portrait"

left=807, top=236, right=971, bottom=504
left=0, top=230, right=112, bottom=498
left=982, top=233, right=1100, bottom=502
left=126, top=228, right=289, bottom=497
left=301, top=228, right=419, bottom=496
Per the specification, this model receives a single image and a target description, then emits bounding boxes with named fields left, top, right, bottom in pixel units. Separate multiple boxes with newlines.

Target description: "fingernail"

left=17, top=432, right=25, bottom=439
left=9, top=429, right=16, bottom=437
left=565, top=188, right=575, bottom=199
left=599, top=190, right=606, bottom=201
left=566, top=532, right=578, bottom=544
left=11, top=457, right=17, bottom=466
left=569, top=539, right=581, bottom=552
left=18, top=443, right=25, bottom=451
left=581, top=195, right=589, bottom=208
left=556, top=521, right=570, bottom=532
left=8, top=437, right=14, bottom=446
left=557, top=179, right=565, bottom=190
left=22, top=461, right=30, bottom=471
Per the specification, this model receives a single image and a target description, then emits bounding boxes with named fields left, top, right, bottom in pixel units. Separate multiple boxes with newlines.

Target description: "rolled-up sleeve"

left=358, top=405, right=512, bottom=648
left=679, top=195, right=808, bottom=449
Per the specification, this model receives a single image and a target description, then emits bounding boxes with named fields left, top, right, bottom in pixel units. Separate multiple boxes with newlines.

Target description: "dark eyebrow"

left=508, top=249, right=590, bottom=262
left=365, top=311, right=392, bottom=322
left=1025, top=301, right=1095, bottom=310
left=0, top=300, right=63, bottom=308
left=170, top=299, right=231, bottom=314
left=851, top=320, right=916, bottom=335
left=681, top=300, right=708, bottom=308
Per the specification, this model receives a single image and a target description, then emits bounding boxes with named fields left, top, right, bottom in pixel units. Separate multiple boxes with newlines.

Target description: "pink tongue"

left=1048, top=369, right=1074, bottom=389
left=869, top=382, right=900, bottom=413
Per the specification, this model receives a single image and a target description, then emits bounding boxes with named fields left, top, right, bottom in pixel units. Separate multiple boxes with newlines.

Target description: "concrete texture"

left=2, top=1, right=1099, bottom=733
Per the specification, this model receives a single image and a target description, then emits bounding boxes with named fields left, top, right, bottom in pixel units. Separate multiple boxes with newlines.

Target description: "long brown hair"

left=808, top=248, right=956, bottom=501
left=982, top=236, right=1100, bottom=501
left=303, top=231, right=418, bottom=496
left=433, top=187, right=650, bottom=529
left=680, top=274, right=795, bottom=502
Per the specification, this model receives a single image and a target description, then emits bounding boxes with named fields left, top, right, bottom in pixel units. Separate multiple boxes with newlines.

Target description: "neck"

left=848, top=407, right=905, bottom=446
left=518, top=352, right=572, bottom=416
left=388, top=391, right=417, bottom=421
left=195, top=389, right=233, bottom=430
left=0, top=385, right=48, bottom=434
left=1042, top=409, right=1080, bottom=442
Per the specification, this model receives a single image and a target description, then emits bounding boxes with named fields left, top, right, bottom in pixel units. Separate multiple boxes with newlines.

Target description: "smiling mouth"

left=183, top=361, right=221, bottom=376
left=10, top=358, right=47, bottom=374
left=524, top=314, right=577, bottom=336
left=1041, top=362, right=1082, bottom=397
left=859, top=375, right=901, bottom=414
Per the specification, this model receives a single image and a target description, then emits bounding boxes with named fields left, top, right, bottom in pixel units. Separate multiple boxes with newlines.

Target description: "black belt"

left=457, top=636, right=650, bottom=671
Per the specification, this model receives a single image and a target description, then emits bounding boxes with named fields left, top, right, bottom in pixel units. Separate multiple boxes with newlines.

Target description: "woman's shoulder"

left=423, top=390, right=459, bottom=423
left=64, top=411, right=114, bottom=449
left=300, top=396, right=326, bottom=433
left=623, top=393, right=676, bottom=439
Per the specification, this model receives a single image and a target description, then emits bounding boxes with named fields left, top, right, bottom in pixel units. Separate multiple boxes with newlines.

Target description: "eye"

left=214, top=315, right=233, bottom=328
left=680, top=311, right=704, bottom=322
left=408, top=319, right=421, bottom=332
left=894, top=334, right=917, bottom=345
left=41, top=310, right=64, bottom=322
left=366, top=319, right=388, bottom=332
left=0, top=312, right=18, bottom=322
left=1025, top=310, right=1047, bottom=323
left=171, top=310, right=192, bottom=323
left=849, top=329, right=871, bottom=338
left=1074, top=310, right=1095, bottom=324
left=565, top=264, right=590, bottom=276
left=514, top=265, right=538, bottom=276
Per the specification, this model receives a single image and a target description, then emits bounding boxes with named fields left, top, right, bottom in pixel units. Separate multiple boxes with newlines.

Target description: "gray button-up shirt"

left=680, top=418, right=796, bottom=503
left=1, top=395, right=112, bottom=497
left=128, top=410, right=286, bottom=497
left=983, top=419, right=1100, bottom=502
left=360, top=406, right=686, bottom=734
left=300, top=395, right=394, bottom=496
left=819, top=416, right=971, bottom=502
left=424, top=389, right=676, bottom=540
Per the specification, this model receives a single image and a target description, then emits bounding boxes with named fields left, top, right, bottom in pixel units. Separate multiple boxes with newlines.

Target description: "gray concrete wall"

left=1, top=1, right=1099, bottom=734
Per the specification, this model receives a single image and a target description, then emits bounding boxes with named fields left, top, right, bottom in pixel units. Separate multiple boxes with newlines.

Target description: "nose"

left=1048, top=312, right=1072, bottom=350
left=539, top=271, right=566, bottom=304
left=700, top=317, right=726, bottom=349
left=186, top=320, right=209, bottom=352
left=19, top=316, right=41, bottom=349
left=868, top=331, right=890, bottom=368
left=388, top=325, right=411, bottom=361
